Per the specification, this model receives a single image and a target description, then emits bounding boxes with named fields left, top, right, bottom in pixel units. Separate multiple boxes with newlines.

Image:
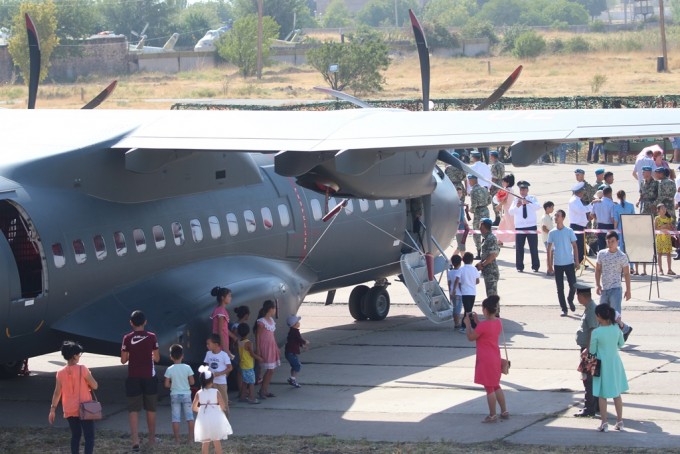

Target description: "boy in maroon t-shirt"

left=121, top=310, right=160, bottom=452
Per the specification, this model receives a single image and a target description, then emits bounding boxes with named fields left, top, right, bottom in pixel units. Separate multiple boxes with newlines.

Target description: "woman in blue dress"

left=590, top=304, right=629, bottom=432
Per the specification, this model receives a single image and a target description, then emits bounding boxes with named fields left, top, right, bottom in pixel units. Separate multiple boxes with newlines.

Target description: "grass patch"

left=1, top=428, right=678, bottom=454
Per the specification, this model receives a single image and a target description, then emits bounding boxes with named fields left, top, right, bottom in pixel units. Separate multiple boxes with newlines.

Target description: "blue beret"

left=467, top=174, right=477, bottom=179
left=654, top=167, right=664, bottom=173
left=595, top=168, right=605, bottom=175
left=641, top=166, right=652, bottom=171
left=480, top=218, right=493, bottom=226
left=574, top=169, right=585, bottom=174
left=489, top=150, right=499, bottom=157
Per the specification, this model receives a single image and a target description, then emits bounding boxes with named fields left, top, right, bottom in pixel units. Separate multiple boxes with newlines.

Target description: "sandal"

left=500, top=411, right=510, bottom=420
left=668, top=270, right=676, bottom=276
left=482, top=414, right=498, bottom=423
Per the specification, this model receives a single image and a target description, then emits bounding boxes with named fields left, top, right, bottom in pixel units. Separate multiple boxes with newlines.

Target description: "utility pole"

left=658, top=0, right=668, bottom=72
left=257, top=0, right=263, bottom=79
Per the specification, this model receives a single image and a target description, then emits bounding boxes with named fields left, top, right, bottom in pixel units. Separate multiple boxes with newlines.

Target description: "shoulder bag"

left=79, top=366, right=102, bottom=420
left=500, top=318, right=511, bottom=375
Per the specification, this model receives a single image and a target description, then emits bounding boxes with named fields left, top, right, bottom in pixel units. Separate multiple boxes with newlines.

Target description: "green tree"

left=174, top=1, right=232, bottom=48
left=322, top=0, right=353, bottom=28
left=307, top=27, right=390, bottom=94
left=544, top=0, right=589, bottom=25
left=671, top=0, right=680, bottom=23
left=478, top=0, right=527, bottom=26
left=460, top=17, right=498, bottom=45
left=422, top=0, right=477, bottom=27
left=356, top=0, right=418, bottom=27
left=55, top=0, right=100, bottom=40
left=8, top=0, right=59, bottom=83
left=233, top=0, right=316, bottom=39
left=512, top=30, right=545, bottom=59
left=217, top=13, right=279, bottom=78
left=98, top=0, right=183, bottom=48
left=500, top=24, right=529, bottom=53
left=0, top=0, right=21, bottom=29
left=575, top=0, right=608, bottom=20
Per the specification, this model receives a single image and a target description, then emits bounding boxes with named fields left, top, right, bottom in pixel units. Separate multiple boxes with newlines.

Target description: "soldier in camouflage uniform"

left=489, top=150, right=505, bottom=225
left=655, top=167, right=677, bottom=222
left=444, top=151, right=467, bottom=198
left=637, top=166, right=658, bottom=216
left=468, top=174, right=491, bottom=258
left=476, top=218, right=500, bottom=297
left=574, top=169, right=595, bottom=204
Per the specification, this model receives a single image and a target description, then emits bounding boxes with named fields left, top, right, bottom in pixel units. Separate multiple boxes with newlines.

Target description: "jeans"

left=599, top=287, right=622, bottom=314
left=571, top=224, right=586, bottom=263
left=67, top=416, right=94, bottom=454
left=554, top=264, right=577, bottom=312
left=589, top=143, right=603, bottom=162
left=515, top=226, right=540, bottom=271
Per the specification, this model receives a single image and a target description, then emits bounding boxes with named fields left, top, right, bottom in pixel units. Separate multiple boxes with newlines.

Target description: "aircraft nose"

left=429, top=170, right=459, bottom=251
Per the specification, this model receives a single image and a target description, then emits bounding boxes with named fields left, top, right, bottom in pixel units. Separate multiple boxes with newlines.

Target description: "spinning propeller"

left=24, top=13, right=117, bottom=110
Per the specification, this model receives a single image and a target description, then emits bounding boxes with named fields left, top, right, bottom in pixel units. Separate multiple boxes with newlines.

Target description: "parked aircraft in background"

left=2, top=11, right=680, bottom=379
left=194, top=25, right=231, bottom=52
left=129, top=32, right=180, bottom=54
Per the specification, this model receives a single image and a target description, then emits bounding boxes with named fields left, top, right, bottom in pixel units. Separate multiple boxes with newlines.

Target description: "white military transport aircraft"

left=1, top=12, right=679, bottom=377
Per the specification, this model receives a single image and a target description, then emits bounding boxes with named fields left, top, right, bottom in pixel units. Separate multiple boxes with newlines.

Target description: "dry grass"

left=1, top=427, right=677, bottom=454
left=1, top=40, right=679, bottom=110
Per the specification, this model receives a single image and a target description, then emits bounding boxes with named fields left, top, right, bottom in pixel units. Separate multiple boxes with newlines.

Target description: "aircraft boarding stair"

left=400, top=238, right=454, bottom=323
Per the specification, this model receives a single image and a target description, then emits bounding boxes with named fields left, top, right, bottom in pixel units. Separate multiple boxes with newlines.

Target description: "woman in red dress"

left=464, top=295, right=509, bottom=423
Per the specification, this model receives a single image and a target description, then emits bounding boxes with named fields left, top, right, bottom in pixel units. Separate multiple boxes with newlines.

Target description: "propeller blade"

left=313, top=86, right=372, bottom=109
left=437, top=150, right=524, bottom=200
left=25, top=13, right=40, bottom=110
left=475, top=65, right=523, bottom=111
left=81, top=80, right=118, bottom=109
left=409, top=9, right=430, bottom=111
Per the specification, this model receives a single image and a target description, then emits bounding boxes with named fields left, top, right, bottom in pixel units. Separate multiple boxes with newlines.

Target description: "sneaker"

left=457, top=327, right=467, bottom=333
left=569, top=302, right=576, bottom=312
left=560, top=312, right=568, bottom=317
left=623, top=327, right=633, bottom=342
left=287, top=377, right=301, bottom=388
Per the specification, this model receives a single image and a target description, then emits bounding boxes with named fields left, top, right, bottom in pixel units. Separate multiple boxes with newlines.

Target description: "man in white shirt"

left=468, top=150, right=492, bottom=190
left=632, top=148, right=655, bottom=188
left=568, top=182, right=593, bottom=264
left=508, top=180, right=541, bottom=272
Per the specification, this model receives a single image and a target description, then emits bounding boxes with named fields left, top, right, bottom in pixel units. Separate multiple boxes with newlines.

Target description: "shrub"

left=512, top=30, right=546, bottom=59
left=590, top=74, right=607, bottom=93
left=565, top=36, right=590, bottom=53
left=548, top=37, right=565, bottom=54
left=500, top=24, right=530, bottom=54
left=461, top=18, right=499, bottom=45
left=590, top=20, right=606, bottom=33
left=426, top=22, right=461, bottom=50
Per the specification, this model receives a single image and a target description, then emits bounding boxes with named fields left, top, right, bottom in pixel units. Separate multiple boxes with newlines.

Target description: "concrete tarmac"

left=1, top=161, right=679, bottom=449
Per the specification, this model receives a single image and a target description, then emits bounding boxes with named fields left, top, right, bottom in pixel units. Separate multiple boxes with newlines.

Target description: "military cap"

left=575, top=282, right=592, bottom=293
left=470, top=150, right=481, bottom=157
left=597, top=184, right=608, bottom=191
left=517, top=180, right=530, bottom=188
left=480, top=218, right=493, bottom=227
left=466, top=174, right=478, bottom=180
left=489, top=150, right=499, bottom=157
left=595, top=168, right=605, bottom=175
left=574, top=169, right=585, bottom=175
left=641, top=166, right=653, bottom=172
left=654, top=167, right=664, bottom=173
left=571, top=182, right=585, bottom=192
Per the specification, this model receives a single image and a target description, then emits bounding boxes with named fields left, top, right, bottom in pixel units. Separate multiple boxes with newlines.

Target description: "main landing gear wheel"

left=363, top=286, right=390, bottom=321
left=349, top=285, right=370, bottom=320
left=0, top=360, right=24, bottom=379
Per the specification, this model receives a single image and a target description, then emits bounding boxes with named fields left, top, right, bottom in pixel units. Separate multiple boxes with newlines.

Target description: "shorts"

left=241, top=368, right=255, bottom=384
left=453, top=295, right=463, bottom=317
left=170, top=393, right=194, bottom=423
left=285, top=351, right=302, bottom=373
left=125, top=377, right=158, bottom=412
left=672, top=137, right=680, bottom=149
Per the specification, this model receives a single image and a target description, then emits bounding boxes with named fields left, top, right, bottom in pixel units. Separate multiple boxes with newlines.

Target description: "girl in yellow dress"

left=655, top=204, right=675, bottom=275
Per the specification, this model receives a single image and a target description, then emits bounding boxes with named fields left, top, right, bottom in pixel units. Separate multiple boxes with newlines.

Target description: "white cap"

left=571, top=182, right=585, bottom=192
left=287, top=314, right=301, bottom=327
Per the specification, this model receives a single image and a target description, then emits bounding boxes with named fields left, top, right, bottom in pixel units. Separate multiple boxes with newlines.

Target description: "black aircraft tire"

left=349, top=285, right=370, bottom=320
left=0, top=360, right=23, bottom=379
left=364, top=287, right=390, bottom=321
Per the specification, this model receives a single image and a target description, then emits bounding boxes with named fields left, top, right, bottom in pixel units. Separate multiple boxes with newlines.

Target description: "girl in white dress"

left=192, top=365, right=233, bottom=454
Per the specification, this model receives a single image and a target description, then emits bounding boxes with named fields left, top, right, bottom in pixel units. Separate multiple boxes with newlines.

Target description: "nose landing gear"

left=348, top=280, right=391, bottom=321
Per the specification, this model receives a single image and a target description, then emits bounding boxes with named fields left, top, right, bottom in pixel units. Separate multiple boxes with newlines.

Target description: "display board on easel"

left=620, top=213, right=658, bottom=298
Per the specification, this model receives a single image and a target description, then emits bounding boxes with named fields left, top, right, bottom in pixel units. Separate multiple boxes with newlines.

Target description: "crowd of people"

left=48, top=291, right=309, bottom=453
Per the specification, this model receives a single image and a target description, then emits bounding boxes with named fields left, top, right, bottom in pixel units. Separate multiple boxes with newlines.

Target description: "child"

left=447, top=254, right=464, bottom=329
left=655, top=203, right=675, bottom=275
left=458, top=252, right=480, bottom=333
left=164, top=344, right=195, bottom=443
left=285, top=314, right=309, bottom=388
left=229, top=306, right=250, bottom=399
left=541, top=201, right=555, bottom=253
left=256, top=300, right=280, bottom=399
left=192, top=366, right=233, bottom=454
left=204, top=334, right=232, bottom=415
left=237, top=323, right=262, bottom=404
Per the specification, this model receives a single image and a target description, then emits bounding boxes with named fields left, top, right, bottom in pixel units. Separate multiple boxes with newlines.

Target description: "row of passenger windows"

left=50, top=199, right=400, bottom=268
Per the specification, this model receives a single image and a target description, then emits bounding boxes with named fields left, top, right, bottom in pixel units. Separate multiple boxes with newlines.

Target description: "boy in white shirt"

left=447, top=254, right=463, bottom=329
left=458, top=252, right=480, bottom=333
left=203, top=334, right=232, bottom=415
